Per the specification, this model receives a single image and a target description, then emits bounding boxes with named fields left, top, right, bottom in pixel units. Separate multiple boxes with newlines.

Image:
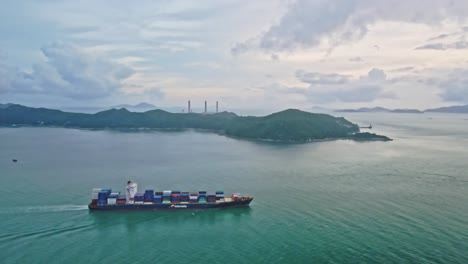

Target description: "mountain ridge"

left=0, top=104, right=391, bottom=142
left=336, top=104, right=468, bottom=113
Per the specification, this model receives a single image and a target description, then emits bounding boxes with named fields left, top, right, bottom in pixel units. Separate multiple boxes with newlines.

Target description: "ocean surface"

left=0, top=113, right=467, bottom=263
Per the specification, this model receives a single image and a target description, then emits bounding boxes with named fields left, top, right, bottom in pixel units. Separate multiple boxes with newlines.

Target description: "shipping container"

left=216, top=191, right=224, bottom=200
left=101, top=188, right=112, bottom=195
left=134, top=193, right=145, bottom=201
left=107, top=198, right=117, bottom=205
left=92, top=188, right=102, bottom=199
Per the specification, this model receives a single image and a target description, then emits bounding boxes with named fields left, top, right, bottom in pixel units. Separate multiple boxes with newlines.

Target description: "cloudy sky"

left=1, top=0, right=468, bottom=112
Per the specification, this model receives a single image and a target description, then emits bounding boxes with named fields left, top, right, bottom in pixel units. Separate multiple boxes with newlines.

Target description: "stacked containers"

left=154, top=192, right=163, bottom=204
left=198, top=191, right=207, bottom=203
left=144, top=190, right=154, bottom=203
left=181, top=192, right=190, bottom=203
left=107, top=192, right=119, bottom=205
left=189, top=193, right=198, bottom=203
left=134, top=193, right=144, bottom=204
left=216, top=191, right=224, bottom=201
left=97, top=190, right=109, bottom=205
left=207, top=194, right=216, bottom=203
left=171, top=191, right=181, bottom=203
left=117, top=194, right=126, bottom=205
left=163, top=190, right=172, bottom=203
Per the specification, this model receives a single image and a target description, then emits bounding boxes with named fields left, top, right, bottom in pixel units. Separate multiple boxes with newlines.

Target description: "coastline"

left=0, top=124, right=392, bottom=143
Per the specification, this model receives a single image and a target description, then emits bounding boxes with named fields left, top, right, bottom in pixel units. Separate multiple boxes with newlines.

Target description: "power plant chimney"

left=188, top=100, right=191, bottom=113
left=216, top=101, right=218, bottom=113
left=204, top=101, right=207, bottom=113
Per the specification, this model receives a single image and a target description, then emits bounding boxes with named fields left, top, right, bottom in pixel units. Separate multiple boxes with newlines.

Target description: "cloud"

left=270, top=54, right=280, bottom=61
left=295, top=70, right=350, bottom=85
left=233, top=0, right=468, bottom=54
left=2, top=42, right=134, bottom=99
left=349, top=57, right=363, bottom=62
left=415, top=41, right=468, bottom=50
left=0, top=66, right=12, bottom=94
left=427, top=33, right=450, bottom=41
left=389, top=66, right=415, bottom=73
left=288, top=68, right=395, bottom=103
left=439, top=80, right=468, bottom=102
left=388, top=67, right=468, bottom=103
left=145, top=88, right=165, bottom=99
left=366, top=68, right=386, bottom=82
left=437, top=69, right=468, bottom=102
left=304, top=84, right=394, bottom=103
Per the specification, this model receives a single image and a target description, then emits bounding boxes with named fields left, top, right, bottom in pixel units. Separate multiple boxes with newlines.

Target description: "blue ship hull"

left=88, top=198, right=253, bottom=211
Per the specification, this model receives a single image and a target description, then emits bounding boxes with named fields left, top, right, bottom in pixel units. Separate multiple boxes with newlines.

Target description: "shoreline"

left=0, top=124, right=392, bottom=143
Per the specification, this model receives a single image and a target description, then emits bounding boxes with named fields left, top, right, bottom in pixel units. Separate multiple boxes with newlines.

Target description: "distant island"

left=336, top=107, right=423, bottom=113
left=425, top=104, right=468, bottom=113
left=336, top=104, right=468, bottom=114
left=110, top=102, right=157, bottom=112
left=0, top=104, right=391, bottom=142
left=55, top=102, right=159, bottom=114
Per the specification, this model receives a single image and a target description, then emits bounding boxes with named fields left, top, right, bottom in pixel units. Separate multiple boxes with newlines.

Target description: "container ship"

left=88, top=182, right=253, bottom=211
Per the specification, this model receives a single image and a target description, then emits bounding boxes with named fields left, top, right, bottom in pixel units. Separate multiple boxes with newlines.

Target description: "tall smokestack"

left=204, top=101, right=207, bottom=113
left=216, top=101, right=218, bottom=113
left=188, top=100, right=191, bottom=113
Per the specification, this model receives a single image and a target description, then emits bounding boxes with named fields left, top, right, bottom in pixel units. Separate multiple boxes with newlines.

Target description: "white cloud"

left=295, top=70, right=350, bottom=85
left=234, top=0, right=468, bottom=53
left=275, top=68, right=396, bottom=104
left=415, top=41, right=468, bottom=50
left=437, top=69, right=468, bottom=102
left=304, top=84, right=393, bottom=103
left=2, top=42, right=134, bottom=99
left=366, top=68, right=386, bottom=82
left=349, top=57, right=363, bottom=62
left=2, top=1, right=468, bottom=110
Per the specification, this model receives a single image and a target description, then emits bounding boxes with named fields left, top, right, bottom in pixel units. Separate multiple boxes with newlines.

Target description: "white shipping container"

left=107, top=198, right=117, bottom=205
left=91, top=188, right=102, bottom=199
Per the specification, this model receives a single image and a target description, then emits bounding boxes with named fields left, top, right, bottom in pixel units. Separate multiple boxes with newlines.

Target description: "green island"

left=0, top=104, right=391, bottom=142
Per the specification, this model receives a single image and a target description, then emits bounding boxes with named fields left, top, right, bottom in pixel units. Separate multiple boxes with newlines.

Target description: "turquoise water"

left=0, top=113, right=467, bottom=263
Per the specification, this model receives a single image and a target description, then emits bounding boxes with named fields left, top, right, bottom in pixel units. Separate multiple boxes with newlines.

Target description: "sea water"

left=0, top=113, right=467, bottom=263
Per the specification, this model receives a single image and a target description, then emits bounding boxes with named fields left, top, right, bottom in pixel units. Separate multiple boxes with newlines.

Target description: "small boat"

left=12, top=159, right=18, bottom=163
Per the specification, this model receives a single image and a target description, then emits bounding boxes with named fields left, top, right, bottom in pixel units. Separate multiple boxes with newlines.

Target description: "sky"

left=1, top=0, right=468, bottom=112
